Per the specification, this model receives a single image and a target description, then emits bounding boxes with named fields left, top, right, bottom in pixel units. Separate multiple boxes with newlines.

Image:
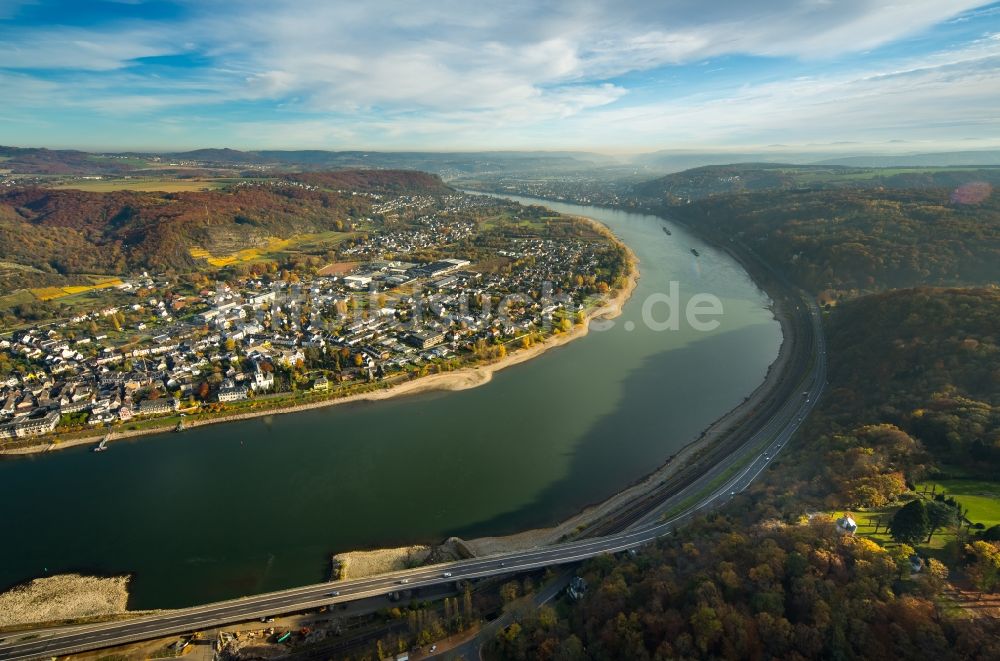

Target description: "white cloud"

left=0, top=0, right=997, bottom=149
left=561, top=50, right=1000, bottom=150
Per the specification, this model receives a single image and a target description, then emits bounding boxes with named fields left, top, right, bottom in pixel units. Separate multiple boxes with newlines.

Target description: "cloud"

left=0, top=0, right=997, bottom=149
left=565, top=47, right=1000, bottom=150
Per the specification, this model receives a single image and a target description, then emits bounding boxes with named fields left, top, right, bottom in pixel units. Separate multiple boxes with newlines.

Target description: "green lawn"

left=821, top=506, right=952, bottom=551
left=843, top=510, right=894, bottom=544
left=917, top=479, right=1000, bottom=528
left=0, top=288, right=35, bottom=310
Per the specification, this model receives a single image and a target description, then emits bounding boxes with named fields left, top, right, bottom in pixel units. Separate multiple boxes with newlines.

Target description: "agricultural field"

left=189, top=237, right=294, bottom=267
left=0, top=260, right=44, bottom=274
left=189, top=231, right=359, bottom=268
left=30, top=276, right=125, bottom=301
left=316, top=261, right=362, bottom=276
left=50, top=177, right=227, bottom=192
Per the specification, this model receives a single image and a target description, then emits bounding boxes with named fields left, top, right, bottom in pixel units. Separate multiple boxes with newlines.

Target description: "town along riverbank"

left=0, top=199, right=780, bottom=611
left=1, top=216, right=637, bottom=458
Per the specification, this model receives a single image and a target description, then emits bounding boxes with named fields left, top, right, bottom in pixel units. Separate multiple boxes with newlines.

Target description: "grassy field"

left=821, top=481, right=1000, bottom=554
left=821, top=506, right=959, bottom=551
left=917, top=479, right=1000, bottom=528
left=0, top=288, right=35, bottom=311
left=836, top=510, right=895, bottom=545
left=479, top=211, right=552, bottom=232
left=51, top=178, right=226, bottom=193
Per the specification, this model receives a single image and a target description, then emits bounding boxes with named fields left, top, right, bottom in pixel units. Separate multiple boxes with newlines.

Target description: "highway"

left=0, top=296, right=826, bottom=661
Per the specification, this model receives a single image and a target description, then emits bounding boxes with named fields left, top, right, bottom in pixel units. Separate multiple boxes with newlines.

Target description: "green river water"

left=0, top=197, right=781, bottom=609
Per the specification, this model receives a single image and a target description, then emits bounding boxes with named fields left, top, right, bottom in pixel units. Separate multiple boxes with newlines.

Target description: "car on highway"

left=329, top=591, right=340, bottom=597
left=442, top=572, right=453, bottom=578
left=398, top=579, right=410, bottom=584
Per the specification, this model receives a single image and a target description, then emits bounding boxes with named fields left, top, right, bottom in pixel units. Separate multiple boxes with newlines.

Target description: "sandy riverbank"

left=1, top=225, right=638, bottom=457
left=331, top=537, right=477, bottom=580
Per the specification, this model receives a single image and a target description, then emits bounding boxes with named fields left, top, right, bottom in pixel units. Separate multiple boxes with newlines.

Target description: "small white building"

left=836, top=514, right=858, bottom=535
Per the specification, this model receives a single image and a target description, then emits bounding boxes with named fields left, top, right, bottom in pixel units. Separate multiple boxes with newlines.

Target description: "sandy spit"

left=333, top=545, right=433, bottom=580
left=0, top=574, right=133, bottom=627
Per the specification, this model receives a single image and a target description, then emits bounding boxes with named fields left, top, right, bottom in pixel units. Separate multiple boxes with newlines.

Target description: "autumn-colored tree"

left=965, top=541, right=1000, bottom=593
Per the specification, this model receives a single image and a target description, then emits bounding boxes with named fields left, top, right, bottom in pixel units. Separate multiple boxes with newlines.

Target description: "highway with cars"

left=0, top=295, right=826, bottom=661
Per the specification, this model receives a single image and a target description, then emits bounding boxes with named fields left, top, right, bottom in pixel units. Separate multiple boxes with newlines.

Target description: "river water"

left=0, top=197, right=781, bottom=609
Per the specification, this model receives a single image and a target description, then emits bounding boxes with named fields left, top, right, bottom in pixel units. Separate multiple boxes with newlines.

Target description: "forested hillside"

left=489, top=515, right=1000, bottom=660
left=767, top=287, right=1000, bottom=513
left=634, top=163, right=1000, bottom=203
left=0, top=170, right=446, bottom=284
left=0, top=185, right=365, bottom=277
left=667, top=187, right=1000, bottom=297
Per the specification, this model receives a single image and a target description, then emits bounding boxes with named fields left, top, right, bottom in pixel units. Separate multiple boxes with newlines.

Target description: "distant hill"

left=815, top=150, right=1000, bottom=167
left=630, top=163, right=812, bottom=200
left=285, top=170, right=450, bottom=194
left=625, top=149, right=1000, bottom=172
left=667, top=186, right=1000, bottom=295
left=630, top=150, right=823, bottom=172
left=0, top=146, right=138, bottom=175
left=0, top=145, right=613, bottom=177
left=632, top=163, right=1000, bottom=202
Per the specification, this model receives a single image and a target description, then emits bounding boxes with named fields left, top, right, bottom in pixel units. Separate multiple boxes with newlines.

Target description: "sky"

left=1, top=0, right=999, bottom=153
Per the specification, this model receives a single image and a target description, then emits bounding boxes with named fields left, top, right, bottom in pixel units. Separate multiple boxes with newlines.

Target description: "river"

left=0, top=197, right=781, bottom=609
